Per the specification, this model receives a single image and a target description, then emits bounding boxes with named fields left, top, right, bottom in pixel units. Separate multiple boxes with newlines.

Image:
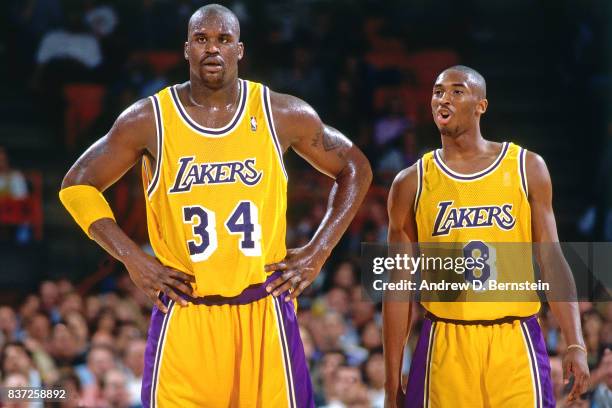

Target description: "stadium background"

left=0, top=0, right=610, bottom=407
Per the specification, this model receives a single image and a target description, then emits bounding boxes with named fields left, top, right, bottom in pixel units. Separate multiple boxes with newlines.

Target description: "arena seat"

left=63, top=84, right=106, bottom=149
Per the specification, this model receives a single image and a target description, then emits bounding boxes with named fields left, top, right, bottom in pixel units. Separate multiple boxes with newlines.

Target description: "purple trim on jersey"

left=405, top=318, right=434, bottom=408
left=147, top=95, right=163, bottom=197
left=170, top=79, right=247, bottom=135
left=519, top=148, right=528, bottom=196
left=414, top=159, right=423, bottom=211
left=142, top=296, right=174, bottom=408
left=274, top=296, right=315, bottom=408
left=524, top=317, right=555, bottom=408
left=180, top=271, right=282, bottom=306
left=434, top=142, right=509, bottom=180
left=262, top=86, right=289, bottom=179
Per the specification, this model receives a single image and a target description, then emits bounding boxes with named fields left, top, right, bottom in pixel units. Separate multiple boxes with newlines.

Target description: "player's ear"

left=184, top=41, right=189, bottom=60
left=477, top=98, right=488, bottom=115
left=237, top=42, right=244, bottom=61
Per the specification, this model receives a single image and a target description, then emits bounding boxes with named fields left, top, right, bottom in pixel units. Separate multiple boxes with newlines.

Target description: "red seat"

left=63, top=84, right=106, bottom=149
left=0, top=171, right=44, bottom=240
left=405, top=50, right=460, bottom=87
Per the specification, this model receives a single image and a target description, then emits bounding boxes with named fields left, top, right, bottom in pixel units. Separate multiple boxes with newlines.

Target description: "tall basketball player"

left=59, top=5, right=371, bottom=407
left=383, top=66, right=589, bottom=408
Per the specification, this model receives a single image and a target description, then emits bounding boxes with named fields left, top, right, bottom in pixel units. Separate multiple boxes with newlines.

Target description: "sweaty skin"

left=61, top=5, right=371, bottom=313
left=383, top=68, right=588, bottom=407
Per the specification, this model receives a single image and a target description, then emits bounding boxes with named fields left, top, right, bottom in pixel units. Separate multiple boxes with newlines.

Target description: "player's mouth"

left=436, top=108, right=453, bottom=126
left=201, top=58, right=224, bottom=73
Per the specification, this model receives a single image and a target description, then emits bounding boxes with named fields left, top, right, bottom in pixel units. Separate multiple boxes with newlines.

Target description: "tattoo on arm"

left=311, top=129, right=321, bottom=148
left=322, top=127, right=342, bottom=151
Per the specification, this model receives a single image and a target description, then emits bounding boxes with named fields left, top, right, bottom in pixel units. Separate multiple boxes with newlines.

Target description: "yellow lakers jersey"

left=141, top=80, right=287, bottom=297
left=415, top=142, right=540, bottom=320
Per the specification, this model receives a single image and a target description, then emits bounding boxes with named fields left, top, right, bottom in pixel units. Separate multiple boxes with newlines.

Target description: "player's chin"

left=199, top=70, right=225, bottom=87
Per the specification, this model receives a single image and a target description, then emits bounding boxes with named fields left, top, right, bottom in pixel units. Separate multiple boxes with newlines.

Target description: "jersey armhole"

left=261, top=86, right=288, bottom=181
left=518, top=148, right=528, bottom=198
left=414, top=158, right=423, bottom=212
left=146, top=95, right=164, bottom=198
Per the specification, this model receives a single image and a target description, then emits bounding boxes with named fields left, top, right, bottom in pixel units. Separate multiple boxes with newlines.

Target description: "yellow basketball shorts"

left=405, top=314, right=554, bottom=408
left=141, top=272, right=314, bottom=408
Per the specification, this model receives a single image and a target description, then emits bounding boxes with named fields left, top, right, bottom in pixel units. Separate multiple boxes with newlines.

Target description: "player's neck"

left=187, top=78, right=241, bottom=109
left=440, top=129, right=489, bottom=158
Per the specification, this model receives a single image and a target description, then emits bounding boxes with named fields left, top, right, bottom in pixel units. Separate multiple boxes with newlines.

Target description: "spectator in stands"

left=0, top=147, right=28, bottom=201
left=372, top=96, right=412, bottom=174
left=323, top=364, right=370, bottom=408
left=29, top=2, right=103, bottom=138
left=51, top=369, right=83, bottom=408
left=49, top=323, right=81, bottom=368
left=102, top=368, right=132, bottom=408
left=90, top=330, right=115, bottom=350
left=78, top=344, right=116, bottom=407
left=64, top=312, right=89, bottom=356
left=123, top=339, right=146, bottom=408
left=0, top=147, right=30, bottom=243
left=24, top=313, right=51, bottom=350
left=0, top=341, right=42, bottom=387
left=360, top=320, right=382, bottom=351
left=590, top=348, right=612, bottom=407
left=549, top=356, right=564, bottom=402
left=315, top=350, right=346, bottom=405
left=40, top=281, right=61, bottom=323
left=2, top=372, right=29, bottom=408
left=33, top=4, right=102, bottom=79
left=0, top=306, right=20, bottom=344
left=19, top=295, right=41, bottom=325
left=363, top=350, right=385, bottom=408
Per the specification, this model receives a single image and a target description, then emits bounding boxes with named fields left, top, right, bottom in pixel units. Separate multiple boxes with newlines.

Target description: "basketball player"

left=383, top=66, right=589, bottom=407
left=59, top=5, right=372, bottom=407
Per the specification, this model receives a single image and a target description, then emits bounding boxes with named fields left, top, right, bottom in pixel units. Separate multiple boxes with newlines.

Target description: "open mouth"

left=436, top=109, right=452, bottom=125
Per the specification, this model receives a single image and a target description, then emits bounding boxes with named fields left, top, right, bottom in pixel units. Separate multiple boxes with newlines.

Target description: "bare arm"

left=61, top=99, right=193, bottom=312
left=264, top=92, right=372, bottom=299
left=526, top=151, right=589, bottom=400
left=383, top=165, right=418, bottom=407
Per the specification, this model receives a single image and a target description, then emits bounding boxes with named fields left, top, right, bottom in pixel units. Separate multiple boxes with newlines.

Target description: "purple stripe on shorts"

left=521, top=322, right=541, bottom=408
left=141, top=296, right=173, bottom=408
left=524, top=317, right=555, bottom=408
left=181, top=271, right=282, bottom=306
left=276, top=296, right=315, bottom=408
left=405, top=317, right=434, bottom=408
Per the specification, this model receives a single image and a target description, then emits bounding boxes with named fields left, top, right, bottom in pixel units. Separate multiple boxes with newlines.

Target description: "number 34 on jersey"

left=183, top=200, right=262, bottom=261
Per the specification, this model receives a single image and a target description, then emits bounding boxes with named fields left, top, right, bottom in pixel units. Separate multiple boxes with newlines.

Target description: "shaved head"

left=440, top=65, right=486, bottom=98
left=188, top=4, right=240, bottom=39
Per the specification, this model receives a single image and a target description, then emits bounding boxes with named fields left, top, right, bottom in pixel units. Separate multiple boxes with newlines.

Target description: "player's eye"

left=453, top=90, right=464, bottom=95
left=220, top=37, right=229, bottom=43
left=433, top=90, right=443, bottom=97
left=196, top=36, right=206, bottom=43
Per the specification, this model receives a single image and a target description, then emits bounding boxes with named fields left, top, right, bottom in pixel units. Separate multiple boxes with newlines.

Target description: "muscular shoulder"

left=113, top=98, right=155, bottom=135
left=524, top=150, right=551, bottom=197
left=108, top=97, right=157, bottom=153
left=269, top=90, right=321, bottom=148
left=388, top=163, right=419, bottom=212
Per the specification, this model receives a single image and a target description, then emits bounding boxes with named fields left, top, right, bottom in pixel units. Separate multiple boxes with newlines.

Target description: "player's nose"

left=204, top=41, right=220, bottom=54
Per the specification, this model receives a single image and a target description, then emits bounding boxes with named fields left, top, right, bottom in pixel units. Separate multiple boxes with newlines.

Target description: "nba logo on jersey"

left=250, top=116, right=257, bottom=131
